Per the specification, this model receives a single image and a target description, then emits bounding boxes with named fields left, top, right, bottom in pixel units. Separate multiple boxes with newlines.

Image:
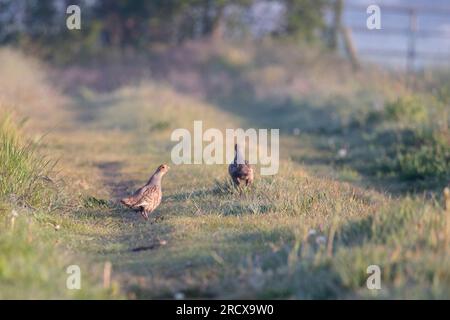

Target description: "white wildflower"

left=337, top=148, right=348, bottom=158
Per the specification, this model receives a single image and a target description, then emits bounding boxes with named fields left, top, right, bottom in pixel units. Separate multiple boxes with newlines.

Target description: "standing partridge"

left=228, top=144, right=254, bottom=187
left=120, top=164, right=170, bottom=220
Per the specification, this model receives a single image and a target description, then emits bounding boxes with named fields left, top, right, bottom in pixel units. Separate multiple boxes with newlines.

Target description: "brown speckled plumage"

left=228, top=144, right=254, bottom=187
left=121, top=164, right=169, bottom=220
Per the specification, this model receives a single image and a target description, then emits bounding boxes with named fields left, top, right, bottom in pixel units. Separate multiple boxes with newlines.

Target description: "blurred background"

left=0, top=0, right=449, bottom=190
left=0, top=0, right=449, bottom=70
left=0, top=0, right=448, bottom=187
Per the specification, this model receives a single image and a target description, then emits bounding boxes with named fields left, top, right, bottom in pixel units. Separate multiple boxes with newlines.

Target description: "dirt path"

left=40, top=80, right=373, bottom=298
left=41, top=66, right=450, bottom=300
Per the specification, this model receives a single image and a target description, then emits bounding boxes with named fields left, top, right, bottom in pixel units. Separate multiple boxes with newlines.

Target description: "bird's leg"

left=140, top=210, right=149, bottom=220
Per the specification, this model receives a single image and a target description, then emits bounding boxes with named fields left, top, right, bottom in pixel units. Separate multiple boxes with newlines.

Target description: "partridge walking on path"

left=120, top=164, right=170, bottom=220
left=229, top=144, right=254, bottom=187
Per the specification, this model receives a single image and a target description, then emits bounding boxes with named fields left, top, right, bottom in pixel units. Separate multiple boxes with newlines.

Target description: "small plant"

left=83, top=196, right=110, bottom=209
left=373, top=127, right=450, bottom=181
left=384, top=96, right=428, bottom=123
left=150, top=121, right=170, bottom=132
left=212, top=179, right=242, bottom=196
left=394, top=131, right=449, bottom=180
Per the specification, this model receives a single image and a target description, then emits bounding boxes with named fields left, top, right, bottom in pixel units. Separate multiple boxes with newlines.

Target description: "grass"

left=0, top=112, right=57, bottom=209
left=1, top=42, right=449, bottom=299
left=0, top=112, right=119, bottom=298
left=0, top=209, right=118, bottom=299
left=65, top=76, right=448, bottom=299
left=0, top=59, right=119, bottom=298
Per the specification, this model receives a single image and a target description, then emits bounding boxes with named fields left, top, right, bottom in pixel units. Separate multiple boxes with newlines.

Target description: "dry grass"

left=1, top=43, right=449, bottom=299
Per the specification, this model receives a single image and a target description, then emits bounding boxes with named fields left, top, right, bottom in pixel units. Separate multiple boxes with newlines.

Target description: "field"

left=0, top=41, right=449, bottom=299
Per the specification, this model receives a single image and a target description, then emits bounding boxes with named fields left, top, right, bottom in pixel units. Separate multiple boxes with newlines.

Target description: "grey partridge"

left=228, top=144, right=254, bottom=187
left=120, top=164, right=169, bottom=220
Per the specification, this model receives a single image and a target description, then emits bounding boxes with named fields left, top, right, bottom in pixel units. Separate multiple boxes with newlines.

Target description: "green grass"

left=392, top=129, right=449, bottom=180
left=0, top=113, right=57, bottom=209
left=383, top=96, right=430, bottom=123
left=1, top=43, right=449, bottom=299
left=0, top=210, right=118, bottom=299
left=0, top=110, right=119, bottom=299
left=65, top=76, right=448, bottom=299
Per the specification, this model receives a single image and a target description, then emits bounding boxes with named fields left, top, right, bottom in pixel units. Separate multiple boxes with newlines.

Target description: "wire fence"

left=343, top=2, right=450, bottom=70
